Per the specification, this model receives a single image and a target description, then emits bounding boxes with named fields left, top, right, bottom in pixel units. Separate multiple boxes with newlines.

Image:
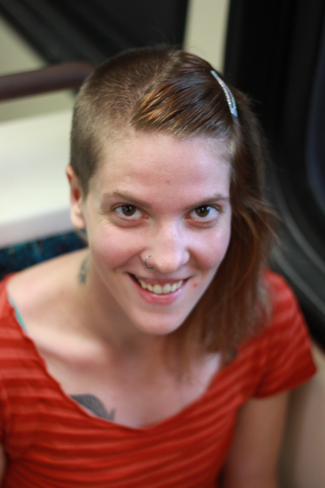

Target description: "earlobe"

left=66, top=165, right=87, bottom=229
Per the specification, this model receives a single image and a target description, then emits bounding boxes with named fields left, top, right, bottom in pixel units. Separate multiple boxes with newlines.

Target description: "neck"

left=74, top=252, right=168, bottom=356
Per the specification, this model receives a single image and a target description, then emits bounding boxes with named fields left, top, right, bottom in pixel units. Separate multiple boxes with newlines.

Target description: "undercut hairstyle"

left=70, top=46, right=277, bottom=365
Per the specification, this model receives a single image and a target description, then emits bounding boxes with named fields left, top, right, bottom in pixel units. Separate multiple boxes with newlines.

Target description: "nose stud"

left=145, top=255, right=154, bottom=269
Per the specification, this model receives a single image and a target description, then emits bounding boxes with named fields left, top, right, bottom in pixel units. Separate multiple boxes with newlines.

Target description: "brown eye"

left=195, top=206, right=211, bottom=217
left=121, top=205, right=136, bottom=216
left=115, top=205, right=142, bottom=218
left=189, top=205, right=219, bottom=221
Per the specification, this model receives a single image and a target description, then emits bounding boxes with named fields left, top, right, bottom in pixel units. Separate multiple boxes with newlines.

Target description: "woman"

left=0, top=46, right=315, bottom=487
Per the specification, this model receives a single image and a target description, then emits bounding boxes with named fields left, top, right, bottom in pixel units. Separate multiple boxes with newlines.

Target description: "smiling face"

left=69, top=131, right=232, bottom=338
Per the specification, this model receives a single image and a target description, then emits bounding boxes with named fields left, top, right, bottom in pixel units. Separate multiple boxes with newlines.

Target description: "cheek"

left=87, top=224, right=144, bottom=269
left=90, top=238, right=124, bottom=269
left=198, top=225, right=232, bottom=270
left=191, top=230, right=231, bottom=293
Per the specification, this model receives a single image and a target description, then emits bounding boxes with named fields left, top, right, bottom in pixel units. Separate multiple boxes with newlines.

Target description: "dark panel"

left=0, top=0, right=188, bottom=65
left=225, top=0, right=325, bottom=347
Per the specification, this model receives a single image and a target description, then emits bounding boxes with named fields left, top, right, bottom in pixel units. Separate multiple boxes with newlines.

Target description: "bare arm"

left=0, top=445, right=6, bottom=484
left=221, top=391, right=289, bottom=488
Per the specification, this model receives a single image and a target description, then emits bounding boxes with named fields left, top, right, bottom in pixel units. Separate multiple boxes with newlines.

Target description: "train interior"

left=0, top=1, right=324, bottom=486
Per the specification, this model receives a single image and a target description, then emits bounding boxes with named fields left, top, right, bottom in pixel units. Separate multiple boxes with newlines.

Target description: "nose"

left=144, top=221, right=190, bottom=274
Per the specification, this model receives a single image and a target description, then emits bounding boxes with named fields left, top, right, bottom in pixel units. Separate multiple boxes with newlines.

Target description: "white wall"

left=184, top=0, right=230, bottom=71
left=0, top=15, right=74, bottom=245
left=0, top=16, right=74, bottom=122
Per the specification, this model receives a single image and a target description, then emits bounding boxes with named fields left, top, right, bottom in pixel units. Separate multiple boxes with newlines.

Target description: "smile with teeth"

left=134, top=276, right=184, bottom=295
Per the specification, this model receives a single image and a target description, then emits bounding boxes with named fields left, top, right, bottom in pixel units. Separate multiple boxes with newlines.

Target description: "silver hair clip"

left=210, top=70, right=238, bottom=117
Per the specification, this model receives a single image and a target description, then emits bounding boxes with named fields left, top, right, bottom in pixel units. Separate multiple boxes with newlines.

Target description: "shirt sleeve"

left=253, top=272, right=316, bottom=398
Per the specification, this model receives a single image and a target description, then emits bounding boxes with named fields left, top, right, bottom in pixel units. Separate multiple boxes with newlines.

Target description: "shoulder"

left=1, top=249, right=92, bottom=373
left=262, top=270, right=304, bottom=332
left=264, top=269, right=296, bottom=304
left=7, top=249, right=86, bottom=317
left=0, top=277, right=9, bottom=316
left=0, top=276, right=37, bottom=372
left=0, top=276, right=16, bottom=329
left=242, top=269, right=317, bottom=397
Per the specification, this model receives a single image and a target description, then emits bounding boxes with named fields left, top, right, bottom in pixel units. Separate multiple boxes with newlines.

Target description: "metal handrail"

left=0, top=61, right=94, bottom=101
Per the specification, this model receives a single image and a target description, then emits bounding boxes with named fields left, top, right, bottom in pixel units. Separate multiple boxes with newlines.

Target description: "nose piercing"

left=145, top=255, right=154, bottom=269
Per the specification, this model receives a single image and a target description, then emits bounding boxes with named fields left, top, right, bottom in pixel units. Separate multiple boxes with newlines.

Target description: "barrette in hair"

left=210, top=70, right=238, bottom=117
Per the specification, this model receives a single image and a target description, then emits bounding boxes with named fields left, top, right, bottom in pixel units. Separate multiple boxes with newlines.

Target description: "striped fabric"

left=0, top=272, right=316, bottom=487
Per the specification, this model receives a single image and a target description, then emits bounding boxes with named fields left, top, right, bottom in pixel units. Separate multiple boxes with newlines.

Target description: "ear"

left=66, top=165, right=87, bottom=229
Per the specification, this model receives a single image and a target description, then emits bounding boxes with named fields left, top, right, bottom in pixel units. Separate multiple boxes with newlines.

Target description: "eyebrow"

left=187, top=195, right=230, bottom=209
left=101, top=191, right=153, bottom=210
left=100, top=190, right=230, bottom=211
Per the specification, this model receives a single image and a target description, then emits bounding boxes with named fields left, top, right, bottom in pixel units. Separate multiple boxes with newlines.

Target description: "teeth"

left=137, top=278, right=183, bottom=295
left=163, top=284, right=171, bottom=293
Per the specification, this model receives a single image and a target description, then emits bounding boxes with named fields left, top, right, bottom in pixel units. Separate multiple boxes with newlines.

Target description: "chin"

left=131, top=313, right=187, bottom=337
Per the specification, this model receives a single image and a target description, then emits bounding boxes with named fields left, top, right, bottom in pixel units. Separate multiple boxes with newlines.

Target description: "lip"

left=129, top=273, right=187, bottom=305
left=132, top=274, right=188, bottom=284
left=134, top=275, right=183, bottom=294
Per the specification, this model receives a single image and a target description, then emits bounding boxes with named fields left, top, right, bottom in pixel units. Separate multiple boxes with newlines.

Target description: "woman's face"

left=71, top=132, right=232, bottom=336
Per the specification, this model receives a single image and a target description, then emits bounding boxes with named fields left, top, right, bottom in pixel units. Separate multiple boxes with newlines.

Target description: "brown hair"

left=70, top=46, right=276, bottom=361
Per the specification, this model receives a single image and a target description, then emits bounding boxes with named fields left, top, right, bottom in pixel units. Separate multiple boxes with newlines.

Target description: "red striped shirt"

left=0, top=271, right=316, bottom=487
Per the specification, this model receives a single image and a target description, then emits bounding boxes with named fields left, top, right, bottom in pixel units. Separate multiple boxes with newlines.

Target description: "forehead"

left=89, top=131, right=231, bottom=198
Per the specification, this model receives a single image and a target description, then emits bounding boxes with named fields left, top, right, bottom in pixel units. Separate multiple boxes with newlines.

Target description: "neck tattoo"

left=78, top=254, right=90, bottom=284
